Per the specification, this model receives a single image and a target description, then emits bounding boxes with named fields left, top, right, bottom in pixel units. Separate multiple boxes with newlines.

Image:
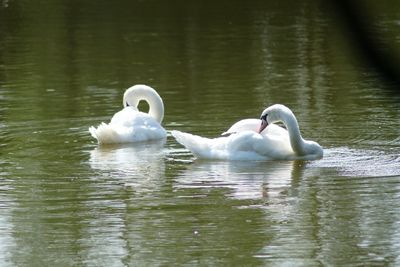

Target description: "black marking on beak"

left=258, top=114, right=268, bottom=133
left=260, top=114, right=268, bottom=121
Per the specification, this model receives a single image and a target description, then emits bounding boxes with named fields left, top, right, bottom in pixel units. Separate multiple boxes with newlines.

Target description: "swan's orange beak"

left=258, top=119, right=268, bottom=133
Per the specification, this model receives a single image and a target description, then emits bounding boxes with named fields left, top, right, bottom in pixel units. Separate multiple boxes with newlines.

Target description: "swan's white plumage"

left=222, top=119, right=260, bottom=135
left=89, top=84, right=166, bottom=144
left=222, top=118, right=289, bottom=138
left=172, top=129, right=292, bottom=161
left=172, top=104, right=323, bottom=161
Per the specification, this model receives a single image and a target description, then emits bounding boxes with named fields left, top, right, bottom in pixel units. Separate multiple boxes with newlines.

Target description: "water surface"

left=0, top=0, right=399, bottom=266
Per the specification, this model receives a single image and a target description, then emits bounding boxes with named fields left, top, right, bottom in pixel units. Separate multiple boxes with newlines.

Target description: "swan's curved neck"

left=281, top=111, right=307, bottom=155
left=123, top=85, right=164, bottom=123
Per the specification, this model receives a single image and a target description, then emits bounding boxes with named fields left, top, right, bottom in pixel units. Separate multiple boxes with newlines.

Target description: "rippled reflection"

left=89, top=139, right=166, bottom=188
left=171, top=148, right=400, bottom=265
left=174, top=160, right=304, bottom=200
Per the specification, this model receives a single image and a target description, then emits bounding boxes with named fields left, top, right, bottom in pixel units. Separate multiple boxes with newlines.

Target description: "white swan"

left=89, top=84, right=166, bottom=144
left=171, top=104, right=323, bottom=161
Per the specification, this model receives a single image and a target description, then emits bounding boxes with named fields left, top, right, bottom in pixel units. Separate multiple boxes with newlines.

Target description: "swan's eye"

left=126, top=102, right=130, bottom=107
left=260, top=114, right=268, bottom=120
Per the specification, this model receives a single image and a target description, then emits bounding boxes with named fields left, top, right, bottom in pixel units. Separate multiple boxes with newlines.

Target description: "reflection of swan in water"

left=172, top=147, right=400, bottom=199
left=173, top=160, right=305, bottom=200
left=88, top=140, right=166, bottom=189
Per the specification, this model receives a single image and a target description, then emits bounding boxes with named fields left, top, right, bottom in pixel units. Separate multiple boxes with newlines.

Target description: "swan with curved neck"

left=172, top=104, right=323, bottom=161
left=258, top=104, right=323, bottom=159
left=89, top=84, right=166, bottom=144
left=123, top=85, right=164, bottom=123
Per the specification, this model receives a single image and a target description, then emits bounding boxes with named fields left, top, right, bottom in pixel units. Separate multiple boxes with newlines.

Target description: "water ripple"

left=312, top=147, right=400, bottom=177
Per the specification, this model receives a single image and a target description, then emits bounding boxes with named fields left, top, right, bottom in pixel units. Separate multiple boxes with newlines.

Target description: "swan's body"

left=222, top=118, right=288, bottom=137
left=89, top=84, right=166, bottom=144
left=172, top=104, right=323, bottom=161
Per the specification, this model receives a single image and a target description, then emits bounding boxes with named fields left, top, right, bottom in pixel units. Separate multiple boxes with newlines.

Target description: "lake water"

left=1, top=0, right=400, bottom=266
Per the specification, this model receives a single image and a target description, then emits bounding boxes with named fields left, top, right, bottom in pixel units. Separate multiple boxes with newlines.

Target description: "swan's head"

left=258, top=104, right=293, bottom=133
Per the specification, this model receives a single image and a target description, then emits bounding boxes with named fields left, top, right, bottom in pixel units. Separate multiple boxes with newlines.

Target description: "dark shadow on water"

left=327, top=0, right=400, bottom=99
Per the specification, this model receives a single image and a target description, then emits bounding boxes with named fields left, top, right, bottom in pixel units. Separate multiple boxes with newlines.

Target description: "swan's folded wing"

left=225, top=131, right=272, bottom=160
left=225, top=130, right=294, bottom=160
left=172, top=129, right=298, bottom=161
left=222, top=119, right=260, bottom=135
left=173, top=130, right=271, bottom=160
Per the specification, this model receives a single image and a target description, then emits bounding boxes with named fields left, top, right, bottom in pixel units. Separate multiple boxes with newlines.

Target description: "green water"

left=1, top=1, right=399, bottom=266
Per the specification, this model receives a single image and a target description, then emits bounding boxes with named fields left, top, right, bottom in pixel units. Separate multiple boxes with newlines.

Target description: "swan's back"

left=222, top=119, right=260, bottom=135
left=90, top=107, right=166, bottom=144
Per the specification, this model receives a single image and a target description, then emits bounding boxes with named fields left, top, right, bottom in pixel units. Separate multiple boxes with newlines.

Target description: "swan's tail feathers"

left=171, top=130, right=215, bottom=158
left=89, top=123, right=119, bottom=144
left=89, top=125, right=100, bottom=140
